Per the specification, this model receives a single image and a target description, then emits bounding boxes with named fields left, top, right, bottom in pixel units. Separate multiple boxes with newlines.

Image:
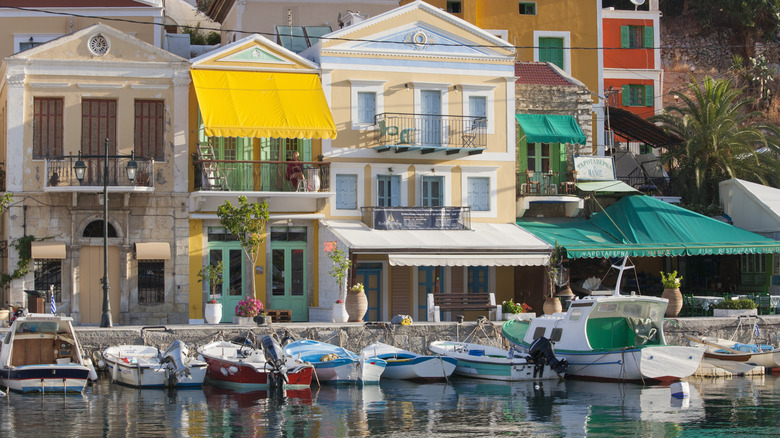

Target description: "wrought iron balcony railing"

left=45, top=156, right=155, bottom=188
left=193, top=159, right=331, bottom=193
left=516, top=171, right=577, bottom=196
left=374, top=113, right=487, bottom=150
left=361, top=206, right=471, bottom=230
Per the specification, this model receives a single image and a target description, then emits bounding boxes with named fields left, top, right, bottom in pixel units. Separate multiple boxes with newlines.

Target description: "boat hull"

left=381, top=356, right=458, bottom=381
left=199, top=347, right=313, bottom=390
left=104, top=360, right=207, bottom=388
left=429, top=341, right=562, bottom=381
left=552, top=346, right=703, bottom=382
left=0, top=364, right=89, bottom=393
left=285, top=339, right=386, bottom=383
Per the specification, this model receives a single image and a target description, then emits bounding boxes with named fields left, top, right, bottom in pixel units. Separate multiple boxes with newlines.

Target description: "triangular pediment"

left=8, top=23, right=187, bottom=64
left=191, top=34, right=318, bottom=72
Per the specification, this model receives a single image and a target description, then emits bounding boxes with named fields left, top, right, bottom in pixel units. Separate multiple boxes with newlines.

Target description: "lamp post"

left=74, top=138, right=137, bottom=328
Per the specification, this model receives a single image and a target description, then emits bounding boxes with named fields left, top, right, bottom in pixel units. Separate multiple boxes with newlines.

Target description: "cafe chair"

left=524, top=170, right=541, bottom=195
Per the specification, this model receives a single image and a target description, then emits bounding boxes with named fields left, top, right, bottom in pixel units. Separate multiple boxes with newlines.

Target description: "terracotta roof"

left=515, top=62, right=575, bottom=86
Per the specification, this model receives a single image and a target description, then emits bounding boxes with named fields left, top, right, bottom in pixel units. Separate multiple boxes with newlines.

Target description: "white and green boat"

left=428, top=341, right=565, bottom=381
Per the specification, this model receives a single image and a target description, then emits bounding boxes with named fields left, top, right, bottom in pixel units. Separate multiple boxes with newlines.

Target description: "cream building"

left=0, top=23, right=191, bottom=325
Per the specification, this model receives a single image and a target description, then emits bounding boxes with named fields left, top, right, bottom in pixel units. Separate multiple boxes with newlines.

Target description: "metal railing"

left=361, top=206, right=471, bottom=230
left=374, top=113, right=487, bottom=149
left=193, top=159, right=331, bottom=192
left=45, top=156, right=155, bottom=188
left=517, top=171, right=575, bottom=196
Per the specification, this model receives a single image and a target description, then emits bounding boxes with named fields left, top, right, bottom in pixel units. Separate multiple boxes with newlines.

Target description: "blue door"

left=356, top=263, right=381, bottom=321
left=421, top=90, right=442, bottom=146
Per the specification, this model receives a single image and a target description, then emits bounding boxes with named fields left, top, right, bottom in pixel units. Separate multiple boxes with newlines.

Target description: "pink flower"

left=336, top=299, right=343, bottom=304
left=323, top=241, right=336, bottom=252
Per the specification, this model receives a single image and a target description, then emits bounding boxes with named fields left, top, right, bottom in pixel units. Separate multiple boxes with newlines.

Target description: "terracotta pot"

left=662, top=287, right=683, bottom=317
left=346, top=287, right=368, bottom=322
left=543, top=297, right=562, bottom=315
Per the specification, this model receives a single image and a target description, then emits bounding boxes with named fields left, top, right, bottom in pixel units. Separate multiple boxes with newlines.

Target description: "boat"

left=198, top=336, right=313, bottom=390
left=502, top=257, right=704, bottom=383
left=360, top=342, right=457, bottom=381
left=283, top=339, right=387, bottom=383
left=0, top=313, right=95, bottom=393
left=102, top=340, right=207, bottom=388
left=428, top=339, right=567, bottom=381
left=686, top=335, right=780, bottom=369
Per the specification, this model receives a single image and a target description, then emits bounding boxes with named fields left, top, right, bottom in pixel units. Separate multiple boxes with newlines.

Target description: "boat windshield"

left=592, top=300, right=664, bottom=324
left=15, top=321, right=64, bottom=334
left=585, top=300, right=666, bottom=349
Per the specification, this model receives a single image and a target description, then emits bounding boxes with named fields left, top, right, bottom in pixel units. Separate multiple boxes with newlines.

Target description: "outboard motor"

left=162, top=340, right=192, bottom=383
left=261, top=335, right=289, bottom=384
left=527, top=337, right=568, bottom=375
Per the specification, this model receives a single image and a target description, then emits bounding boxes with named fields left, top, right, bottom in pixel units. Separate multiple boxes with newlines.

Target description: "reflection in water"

left=1, top=376, right=779, bottom=437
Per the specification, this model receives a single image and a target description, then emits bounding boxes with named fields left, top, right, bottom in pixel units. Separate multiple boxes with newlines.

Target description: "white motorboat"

left=0, top=313, right=95, bottom=393
left=103, top=340, right=207, bottom=388
left=428, top=340, right=566, bottom=381
left=502, top=257, right=704, bottom=383
left=284, top=339, right=386, bottom=383
left=361, top=342, right=457, bottom=381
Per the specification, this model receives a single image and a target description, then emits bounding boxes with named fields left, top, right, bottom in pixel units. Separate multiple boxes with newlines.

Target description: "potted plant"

left=198, top=261, right=223, bottom=324
left=543, top=243, right=564, bottom=315
left=346, top=283, right=368, bottom=322
left=324, top=240, right=352, bottom=322
left=234, top=296, right=264, bottom=325
left=502, top=299, right=533, bottom=321
left=660, top=270, right=683, bottom=317
left=713, top=298, right=758, bottom=317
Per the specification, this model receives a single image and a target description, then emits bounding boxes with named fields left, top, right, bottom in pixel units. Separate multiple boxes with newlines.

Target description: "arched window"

left=83, top=220, right=117, bottom=238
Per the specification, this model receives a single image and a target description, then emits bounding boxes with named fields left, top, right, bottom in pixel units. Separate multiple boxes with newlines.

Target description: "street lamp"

left=74, top=138, right=138, bottom=327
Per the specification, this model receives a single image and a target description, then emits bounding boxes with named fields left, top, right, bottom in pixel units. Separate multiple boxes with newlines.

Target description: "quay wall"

left=68, top=315, right=780, bottom=362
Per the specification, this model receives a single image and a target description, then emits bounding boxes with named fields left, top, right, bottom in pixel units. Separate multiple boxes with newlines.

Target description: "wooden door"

left=79, top=246, right=120, bottom=324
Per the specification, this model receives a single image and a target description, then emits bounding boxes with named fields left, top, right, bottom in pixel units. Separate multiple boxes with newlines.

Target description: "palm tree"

left=652, top=76, right=780, bottom=206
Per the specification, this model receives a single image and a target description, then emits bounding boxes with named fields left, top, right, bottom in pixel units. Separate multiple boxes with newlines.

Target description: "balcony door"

left=420, top=90, right=442, bottom=146
left=81, top=99, right=117, bottom=185
left=270, top=227, right=307, bottom=321
left=208, top=244, right=244, bottom=323
left=209, top=136, right=253, bottom=191
left=260, top=138, right=311, bottom=191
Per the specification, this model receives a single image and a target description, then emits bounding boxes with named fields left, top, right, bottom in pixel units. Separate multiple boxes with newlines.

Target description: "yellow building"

left=308, top=1, right=549, bottom=322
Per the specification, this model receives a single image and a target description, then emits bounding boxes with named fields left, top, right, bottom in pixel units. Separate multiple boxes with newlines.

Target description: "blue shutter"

left=336, top=174, right=357, bottom=210
left=622, top=85, right=630, bottom=106
left=390, top=175, right=401, bottom=207
left=468, top=177, right=489, bottom=211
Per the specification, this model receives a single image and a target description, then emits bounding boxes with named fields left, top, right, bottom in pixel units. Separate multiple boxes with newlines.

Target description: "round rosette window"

left=88, top=33, right=110, bottom=56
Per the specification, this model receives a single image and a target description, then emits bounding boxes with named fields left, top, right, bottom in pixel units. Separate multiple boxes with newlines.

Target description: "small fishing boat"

left=284, top=339, right=387, bottom=383
left=428, top=339, right=567, bottom=381
left=686, top=335, right=780, bottom=369
left=102, top=340, right=207, bottom=388
left=360, top=342, right=457, bottom=381
left=198, top=336, right=313, bottom=390
left=0, top=313, right=96, bottom=393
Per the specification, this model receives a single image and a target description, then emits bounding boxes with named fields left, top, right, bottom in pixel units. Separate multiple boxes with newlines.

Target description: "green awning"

left=590, top=195, right=780, bottom=256
left=518, top=196, right=780, bottom=258
left=516, top=114, right=586, bottom=144
left=576, top=180, right=639, bottom=193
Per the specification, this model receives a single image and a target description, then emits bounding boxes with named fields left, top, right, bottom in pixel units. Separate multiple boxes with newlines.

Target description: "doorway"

left=356, top=263, right=382, bottom=321
left=78, top=246, right=120, bottom=324
left=269, top=227, right=308, bottom=321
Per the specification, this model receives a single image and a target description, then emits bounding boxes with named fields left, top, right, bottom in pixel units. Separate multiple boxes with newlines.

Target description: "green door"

left=208, top=242, right=245, bottom=323
left=269, top=227, right=308, bottom=321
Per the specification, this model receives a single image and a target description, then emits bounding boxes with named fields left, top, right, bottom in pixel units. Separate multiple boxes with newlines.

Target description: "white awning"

left=320, top=220, right=550, bottom=266
left=135, top=242, right=171, bottom=260
left=388, top=254, right=547, bottom=267
left=31, top=241, right=66, bottom=259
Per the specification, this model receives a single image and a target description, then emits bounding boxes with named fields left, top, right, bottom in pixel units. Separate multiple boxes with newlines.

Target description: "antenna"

left=630, top=0, right=646, bottom=9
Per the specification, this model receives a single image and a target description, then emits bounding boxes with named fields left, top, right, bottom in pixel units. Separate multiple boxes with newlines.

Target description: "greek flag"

left=50, top=286, right=56, bottom=314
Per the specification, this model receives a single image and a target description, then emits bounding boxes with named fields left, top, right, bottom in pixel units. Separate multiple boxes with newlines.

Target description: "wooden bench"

left=426, top=293, right=498, bottom=322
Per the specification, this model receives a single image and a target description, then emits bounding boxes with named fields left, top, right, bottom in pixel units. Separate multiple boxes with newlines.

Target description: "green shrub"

left=714, top=298, right=757, bottom=310
left=205, top=31, right=221, bottom=45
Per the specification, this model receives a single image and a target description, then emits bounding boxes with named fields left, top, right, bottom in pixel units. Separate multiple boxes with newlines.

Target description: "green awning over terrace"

left=516, top=114, right=587, bottom=144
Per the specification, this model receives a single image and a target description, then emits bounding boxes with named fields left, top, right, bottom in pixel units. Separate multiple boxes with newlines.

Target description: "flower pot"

left=332, top=302, right=349, bottom=323
left=543, top=297, right=562, bottom=315
left=204, top=303, right=222, bottom=324
left=233, top=316, right=255, bottom=325
left=346, top=288, right=368, bottom=322
left=254, top=315, right=270, bottom=325
left=662, top=287, right=683, bottom=317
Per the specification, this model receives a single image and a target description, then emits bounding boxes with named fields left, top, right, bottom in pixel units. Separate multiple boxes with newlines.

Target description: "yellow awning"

left=31, top=242, right=66, bottom=259
left=191, top=69, right=337, bottom=139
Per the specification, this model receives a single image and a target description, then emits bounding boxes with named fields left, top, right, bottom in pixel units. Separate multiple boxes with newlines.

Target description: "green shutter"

left=643, top=26, right=654, bottom=48
left=556, top=142, right=567, bottom=186
left=622, top=85, right=630, bottom=106
left=620, top=26, right=629, bottom=48
left=518, top=127, right=529, bottom=171
left=301, top=138, right=312, bottom=161
left=644, top=85, right=654, bottom=106
left=259, top=137, right=271, bottom=191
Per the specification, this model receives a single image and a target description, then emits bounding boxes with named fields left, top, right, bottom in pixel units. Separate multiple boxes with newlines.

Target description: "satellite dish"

left=630, top=0, right=646, bottom=8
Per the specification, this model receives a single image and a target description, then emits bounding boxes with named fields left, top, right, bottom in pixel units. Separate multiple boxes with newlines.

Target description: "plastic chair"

left=757, top=293, right=774, bottom=315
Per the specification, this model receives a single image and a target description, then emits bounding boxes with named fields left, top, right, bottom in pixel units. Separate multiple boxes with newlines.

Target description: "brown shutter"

left=391, top=265, right=412, bottom=316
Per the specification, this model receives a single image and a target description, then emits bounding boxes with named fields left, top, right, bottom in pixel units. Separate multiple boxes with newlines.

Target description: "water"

left=1, top=375, right=779, bottom=437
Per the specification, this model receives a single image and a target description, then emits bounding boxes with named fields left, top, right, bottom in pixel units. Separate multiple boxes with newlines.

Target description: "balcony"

left=374, top=113, right=487, bottom=155
left=191, top=159, right=333, bottom=213
left=516, top=170, right=583, bottom=218
left=45, top=156, right=155, bottom=192
left=361, top=206, right=471, bottom=230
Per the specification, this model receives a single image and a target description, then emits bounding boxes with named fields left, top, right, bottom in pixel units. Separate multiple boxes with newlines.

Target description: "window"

left=138, top=260, right=165, bottom=304
left=422, top=175, right=443, bottom=207
left=741, top=254, right=767, bottom=286
left=377, top=175, right=400, bottom=207
left=538, top=37, right=564, bottom=70
left=620, top=26, right=653, bottom=49
left=34, top=260, right=61, bottom=302
left=467, top=177, right=490, bottom=211
left=357, top=92, right=376, bottom=125
left=519, top=2, right=536, bottom=15
left=19, top=41, right=43, bottom=52
left=276, top=25, right=332, bottom=53
left=82, top=99, right=117, bottom=157
left=336, top=174, right=358, bottom=210
left=468, top=267, right=488, bottom=293
left=134, top=100, right=165, bottom=161
left=469, top=96, right=487, bottom=128
left=527, top=143, right=551, bottom=172
left=33, top=98, right=63, bottom=159
left=622, top=84, right=654, bottom=107
left=447, top=1, right=462, bottom=13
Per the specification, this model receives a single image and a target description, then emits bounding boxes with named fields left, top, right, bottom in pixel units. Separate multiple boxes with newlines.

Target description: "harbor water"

left=1, top=375, right=779, bottom=437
